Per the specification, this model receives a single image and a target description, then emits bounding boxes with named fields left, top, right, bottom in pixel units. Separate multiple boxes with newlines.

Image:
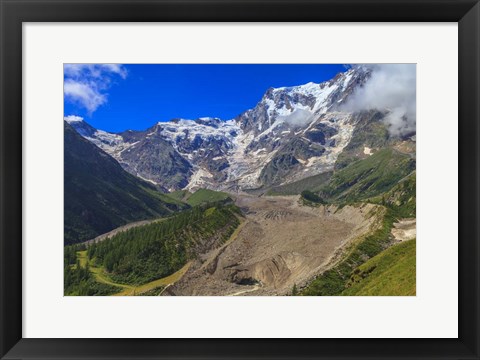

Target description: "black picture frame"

left=1, top=1, right=479, bottom=359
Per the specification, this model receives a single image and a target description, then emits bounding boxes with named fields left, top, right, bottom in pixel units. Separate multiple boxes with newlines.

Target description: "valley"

left=66, top=193, right=387, bottom=296
left=63, top=64, right=416, bottom=296
left=167, top=194, right=382, bottom=296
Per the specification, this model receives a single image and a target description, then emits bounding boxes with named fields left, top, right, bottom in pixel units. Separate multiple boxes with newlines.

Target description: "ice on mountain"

left=69, top=67, right=369, bottom=191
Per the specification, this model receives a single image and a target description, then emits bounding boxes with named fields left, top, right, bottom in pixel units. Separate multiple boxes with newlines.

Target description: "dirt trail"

left=85, top=217, right=167, bottom=246
left=167, top=195, right=381, bottom=296
left=76, top=250, right=190, bottom=296
left=113, top=262, right=191, bottom=296
left=227, top=284, right=261, bottom=296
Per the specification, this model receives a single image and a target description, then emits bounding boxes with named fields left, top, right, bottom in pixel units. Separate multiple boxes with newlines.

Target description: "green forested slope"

left=64, top=244, right=120, bottom=296
left=167, top=189, right=191, bottom=202
left=86, top=203, right=241, bottom=285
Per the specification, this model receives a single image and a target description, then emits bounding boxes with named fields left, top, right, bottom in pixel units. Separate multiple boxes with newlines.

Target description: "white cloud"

left=64, top=64, right=127, bottom=114
left=64, top=64, right=127, bottom=80
left=64, top=80, right=106, bottom=114
left=342, top=64, right=416, bottom=137
left=64, top=115, right=84, bottom=123
left=278, top=109, right=313, bottom=128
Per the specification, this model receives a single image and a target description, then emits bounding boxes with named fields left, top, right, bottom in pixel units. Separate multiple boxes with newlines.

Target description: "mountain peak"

left=236, top=68, right=366, bottom=136
left=67, top=66, right=393, bottom=192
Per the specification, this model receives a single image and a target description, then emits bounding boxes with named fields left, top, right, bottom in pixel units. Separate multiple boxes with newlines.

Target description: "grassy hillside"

left=167, top=189, right=191, bottom=202
left=166, top=188, right=230, bottom=206
left=320, top=148, right=415, bottom=203
left=342, top=239, right=416, bottom=296
left=266, top=171, right=333, bottom=196
left=86, top=203, right=240, bottom=285
left=186, top=188, right=231, bottom=206
left=64, top=122, right=187, bottom=245
left=371, top=172, right=416, bottom=218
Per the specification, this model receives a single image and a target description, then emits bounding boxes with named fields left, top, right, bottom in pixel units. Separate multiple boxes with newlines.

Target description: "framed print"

left=1, top=0, right=479, bottom=359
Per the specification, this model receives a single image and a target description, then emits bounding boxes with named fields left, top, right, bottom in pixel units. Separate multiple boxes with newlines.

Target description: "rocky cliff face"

left=66, top=66, right=414, bottom=192
left=236, top=67, right=369, bottom=136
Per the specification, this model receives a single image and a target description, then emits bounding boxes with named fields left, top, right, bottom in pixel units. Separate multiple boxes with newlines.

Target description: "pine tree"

left=292, top=283, right=298, bottom=296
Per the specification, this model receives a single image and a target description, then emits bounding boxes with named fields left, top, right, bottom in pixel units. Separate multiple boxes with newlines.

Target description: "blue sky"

left=64, top=64, right=347, bottom=133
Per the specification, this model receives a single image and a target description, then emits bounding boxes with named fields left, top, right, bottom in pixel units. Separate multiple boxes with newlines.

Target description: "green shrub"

left=301, top=190, right=325, bottom=204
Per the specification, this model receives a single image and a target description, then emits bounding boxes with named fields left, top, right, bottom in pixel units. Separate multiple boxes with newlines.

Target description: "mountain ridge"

left=66, top=66, right=414, bottom=193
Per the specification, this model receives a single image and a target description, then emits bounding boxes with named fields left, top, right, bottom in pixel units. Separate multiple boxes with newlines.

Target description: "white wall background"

left=23, top=23, right=458, bottom=338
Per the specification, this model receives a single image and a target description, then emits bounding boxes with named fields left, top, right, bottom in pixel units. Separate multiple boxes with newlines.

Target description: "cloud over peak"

left=342, top=64, right=416, bottom=137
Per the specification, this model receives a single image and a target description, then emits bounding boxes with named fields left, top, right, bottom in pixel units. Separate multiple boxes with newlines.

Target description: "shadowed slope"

left=64, top=121, right=186, bottom=244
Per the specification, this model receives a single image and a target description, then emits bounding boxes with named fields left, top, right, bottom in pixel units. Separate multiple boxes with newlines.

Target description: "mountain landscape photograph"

left=64, top=64, right=416, bottom=296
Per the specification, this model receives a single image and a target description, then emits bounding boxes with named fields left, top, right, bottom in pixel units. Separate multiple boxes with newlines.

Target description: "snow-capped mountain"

left=66, top=66, right=407, bottom=192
